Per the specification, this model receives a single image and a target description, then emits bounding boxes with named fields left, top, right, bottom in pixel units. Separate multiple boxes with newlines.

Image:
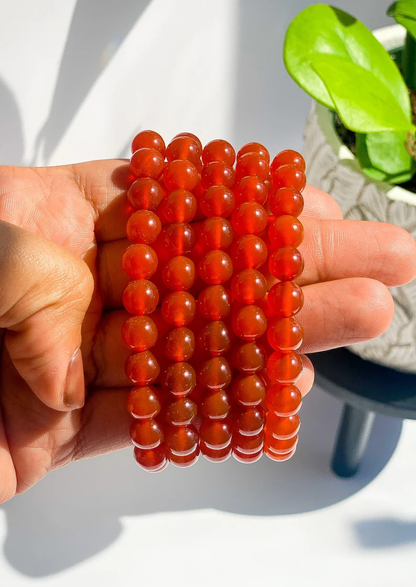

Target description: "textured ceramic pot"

left=303, top=24, right=416, bottom=373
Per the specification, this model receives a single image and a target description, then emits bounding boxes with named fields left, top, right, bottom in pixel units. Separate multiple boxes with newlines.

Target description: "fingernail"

left=64, top=347, right=85, bottom=409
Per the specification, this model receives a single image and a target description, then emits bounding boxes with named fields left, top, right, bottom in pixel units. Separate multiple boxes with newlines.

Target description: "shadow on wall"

left=0, top=77, right=24, bottom=165
left=354, top=517, right=416, bottom=549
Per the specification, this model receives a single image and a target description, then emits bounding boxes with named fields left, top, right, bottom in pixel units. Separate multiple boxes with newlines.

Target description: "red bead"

left=123, top=280, right=159, bottom=315
left=133, top=444, right=168, bottom=472
left=233, top=447, right=263, bottom=463
left=231, top=235, right=268, bottom=270
left=272, top=164, right=306, bottom=192
left=231, top=341, right=266, bottom=374
left=130, top=148, right=164, bottom=179
left=269, top=187, right=304, bottom=217
left=236, top=152, right=269, bottom=181
left=131, top=130, right=166, bottom=155
left=166, top=136, right=201, bottom=167
left=156, top=222, right=196, bottom=259
left=173, top=132, right=203, bottom=152
left=232, top=305, right=267, bottom=341
left=197, top=285, right=231, bottom=320
left=200, top=388, right=231, bottom=419
left=165, top=424, right=199, bottom=456
left=126, top=386, right=161, bottom=419
left=198, top=217, right=233, bottom=251
left=231, top=202, right=268, bottom=236
left=271, top=149, right=305, bottom=173
left=200, top=185, right=235, bottom=218
left=160, top=190, right=197, bottom=223
left=197, top=320, right=231, bottom=356
left=162, top=256, right=196, bottom=291
left=232, top=374, right=266, bottom=406
left=198, top=250, right=233, bottom=285
left=164, top=397, right=197, bottom=426
left=267, top=317, right=303, bottom=351
left=163, top=327, right=195, bottom=361
left=198, top=357, right=232, bottom=390
left=201, top=442, right=232, bottom=462
left=201, top=161, right=235, bottom=189
left=265, top=433, right=298, bottom=455
left=266, top=384, right=302, bottom=416
left=237, top=142, right=270, bottom=164
left=127, top=210, right=162, bottom=244
left=161, top=291, right=196, bottom=326
left=231, top=269, right=267, bottom=304
left=200, top=418, right=233, bottom=450
left=125, top=351, right=160, bottom=385
left=232, top=431, right=264, bottom=454
left=268, top=215, right=304, bottom=249
left=164, top=160, right=198, bottom=191
left=233, top=406, right=265, bottom=436
left=267, top=351, right=303, bottom=384
left=169, top=445, right=200, bottom=467
left=202, top=139, right=236, bottom=166
left=122, top=244, right=158, bottom=280
left=264, top=446, right=296, bottom=462
left=234, top=177, right=268, bottom=206
left=266, top=413, right=301, bottom=439
left=127, top=178, right=164, bottom=211
left=122, top=316, right=158, bottom=351
left=268, top=247, right=304, bottom=281
left=267, top=281, right=304, bottom=318
left=130, top=418, right=164, bottom=449
left=163, top=362, right=196, bottom=396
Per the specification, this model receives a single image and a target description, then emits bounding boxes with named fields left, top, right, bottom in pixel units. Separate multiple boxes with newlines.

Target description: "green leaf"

left=366, top=131, right=412, bottom=175
left=311, top=56, right=411, bottom=132
left=388, top=0, right=416, bottom=40
left=356, top=133, right=414, bottom=182
left=284, top=4, right=410, bottom=119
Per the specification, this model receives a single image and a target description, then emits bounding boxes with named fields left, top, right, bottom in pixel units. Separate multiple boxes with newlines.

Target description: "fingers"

left=301, top=184, right=343, bottom=220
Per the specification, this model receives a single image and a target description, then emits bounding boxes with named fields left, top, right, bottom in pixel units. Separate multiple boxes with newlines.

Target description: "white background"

left=0, top=1, right=415, bottom=585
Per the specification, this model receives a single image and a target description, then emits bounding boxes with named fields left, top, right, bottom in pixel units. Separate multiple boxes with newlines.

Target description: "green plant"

left=283, top=1, right=416, bottom=183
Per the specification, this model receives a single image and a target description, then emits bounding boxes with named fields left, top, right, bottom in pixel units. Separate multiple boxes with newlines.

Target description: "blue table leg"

left=331, top=404, right=375, bottom=478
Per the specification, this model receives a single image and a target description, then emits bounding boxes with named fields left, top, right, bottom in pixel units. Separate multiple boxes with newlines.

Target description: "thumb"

left=0, top=220, right=94, bottom=411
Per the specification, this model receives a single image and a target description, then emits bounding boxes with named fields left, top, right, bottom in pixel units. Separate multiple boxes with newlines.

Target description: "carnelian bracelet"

left=121, top=131, right=307, bottom=472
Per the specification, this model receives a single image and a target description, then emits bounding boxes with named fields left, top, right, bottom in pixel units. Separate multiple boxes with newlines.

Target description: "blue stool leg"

left=331, top=404, right=375, bottom=478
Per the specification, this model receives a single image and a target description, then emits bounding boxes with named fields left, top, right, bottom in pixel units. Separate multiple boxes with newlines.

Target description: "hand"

left=0, top=159, right=415, bottom=503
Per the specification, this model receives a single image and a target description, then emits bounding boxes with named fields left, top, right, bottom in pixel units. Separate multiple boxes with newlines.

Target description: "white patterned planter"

left=303, top=25, right=416, bottom=373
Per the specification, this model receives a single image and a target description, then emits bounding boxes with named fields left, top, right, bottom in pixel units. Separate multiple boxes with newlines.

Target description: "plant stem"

left=402, top=32, right=416, bottom=90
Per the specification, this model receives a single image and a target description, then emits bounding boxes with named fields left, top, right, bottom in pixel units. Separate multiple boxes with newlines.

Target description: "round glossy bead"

left=127, top=210, right=162, bottom=245
left=201, top=161, right=235, bottom=189
left=197, top=285, right=231, bottom=320
left=231, top=202, right=268, bottom=236
left=198, top=357, right=232, bottom=390
left=234, top=177, right=268, bottom=206
left=169, top=445, right=200, bottom=467
left=122, top=316, right=158, bottom=351
left=267, top=351, right=303, bottom=384
left=231, top=235, right=268, bottom=270
left=131, top=130, right=166, bottom=155
left=164, top=160, right=198, bottom=191
left=268, top=215, right=304, bottom=249
left=269, top=187, right=304, bottom=217
left=157, top=222, right=196, bottom=259
left=265, top=433, right=298, bottom=455
left=198, top=250, right=233, bottom=285
left=164, top=397, right=197, bottom=426
left=232, top=374, right=266, bottom=406
left=130, top=418, right=164, bottom=449
left=161, top=291, right=196, bottom=326
left=122, top=244, right=158, bottom=280
left=200, top=185, right=235, bottom=218
left=163, top=362, right=196, bottom=396
left=231, top=341, right=266, bottom=374
left=236, top=152, right=269, bottom=181
left=197, top=320, right=231, bottom=356
left=200, top=388, right=231, bottom=419
left=266, top=383, right=302, bottom=416
left=237, top=142, right=270, bottom=164
left=163, top=327, right=195, bottom=361
left=267, top=317, right=303, bottom=351
left=173, top=132, right=202, bottom=152
left=233, top=447, right=263, bottom=463
left=268, top=247, right=304, bottom=281
left=267, top=281, right=304, bottom=318
left=232, top=305, right=267, bottom=341
left=271, top=149, right=305, bottom=173
left=201, top=442, right=232, bottom=462
left=133, top=444, right=168, bottom=472
left=126, top=386, right=161, bottom=419
left=130, top=148, right=164, bottom=179
left=234, top=406, right=265, bottom=436
left=198, top=217, right=233, bottom=251
left=266, top=413, right=301, bottom=439
left=272, top=164, right=306, bottom=192
left=123, top=279, right=159, bottom=316
left=202, top=139, right=236, bottom=166
left=162, top=256, right=196, bottom=291
left=165, top=424, right=199, bottom=456
left=125, top=351, right=160, bottom=385
left=127, top=178, right=164, bottom=211
left=161, top=190, right=197, bottom=223
left=232, top=431, right=264, bottom=455
left=264, top=446, right=296, bottom=462
left=165, top=136, right=201, bottom=167
left=231, top=269, right=267, bottom=304
left=200, top=418, right=233, bottom=450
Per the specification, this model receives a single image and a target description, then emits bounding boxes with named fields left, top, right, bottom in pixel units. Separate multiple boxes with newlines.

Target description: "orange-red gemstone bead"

left=173, top=132, right=203, bottom=152
left=265, top=433, right=298, bottom=455
left=271, top=149, right=305, bottom=173
left=232, top=305, right=267, bottom=341
left=264, top=446, right=296, bottom=461
left=198, top=357, right=232, bottom=390
left=198, top=250, right=233, bottom=285
left=123, top=279, right=159, bottom=315
left=266, top=413, right=301, bottom=439
left=233, top=447, right=263, bottom=463
left=231, top=202, right=268, bottom=236
left=162, top=256, right=196, bottom=291
left=165, top=424, right=199, bottom=456
left=268, top=215, right=304, bottom=250
left=163, top=361, right=196, bottom=396
left=200, top=418, right=233, bottom=450
left=127, top=210, right=162, bottom=244
left=164, top=397, right=197, bottom=426
left=267, top=351, right=303, bottom=384
left=266, top=384, right=302, bottom=416
left=231, top=341, right=266, bottom=374
left=268, top=247, right=304, bottom=281
left=233, top=406, right=265, bottom=436
left=200, top=185, right=235, bottom=218
left=237, top=142, right=270, bottom=164
left=200, top=388, right=231, bottom=419
left=202, top=139, right=236, bottom=166
left=122, top=316, right=158, bottom=351
left=197, top=285, right=231, bottom=320
left=162, top=291, right=196, bottom=326
left=232, top=431, right=264, bottom=454
left=236, top=152, right=269, bottom=181
left=198, top=217, right=233, bottom=251
left=131, top=130, right=166, bottom=156
left=201, top=442, right=232, bottom=462
left=234, top=176, right=268, bottom=206
left=232, top=374, right=266, bottom=406
left=269, top=187, right=304, bottom=218
left=125, top=351, right=160, bottom=385
left=127, top=386, right=161, bottom=419
left=156, top=222, right=196, bottom=259
left=127, top=178, right=164, bottom=211
left=267, top=317, right=303, bottom=351
left=163, top=327, right=195, bottom=361
left=165, top=136, right=201, bottom=167
left=122, top=244, right=158, bottom=280
left=133, top=444, right=168, bottom=472
left=130, top=418, right=164, bottom=449
left=201, top=161, right=235, bottom=189
left=130, top=148, right=165, bottom=179
left=267, top=281, right=304, bottom=318
left=169, top=445, right=200, bottom=467
left=231, top=235, right=268, bottom=270
left=161, top=190, right=197, bottom=223
left=272, top=164, right=306, bottom=192
left=164, top=160, right=198, bottom=191
left=231, top=269, right=267, bottom=304
left=197, top=320, right=231, bottom=356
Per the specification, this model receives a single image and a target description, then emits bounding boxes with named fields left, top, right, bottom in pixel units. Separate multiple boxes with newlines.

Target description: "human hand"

left=0, top=159, right=415, bottom=503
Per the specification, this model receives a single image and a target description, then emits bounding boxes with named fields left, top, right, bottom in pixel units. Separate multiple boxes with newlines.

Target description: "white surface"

left=0, top=1, right=415, bottom=585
